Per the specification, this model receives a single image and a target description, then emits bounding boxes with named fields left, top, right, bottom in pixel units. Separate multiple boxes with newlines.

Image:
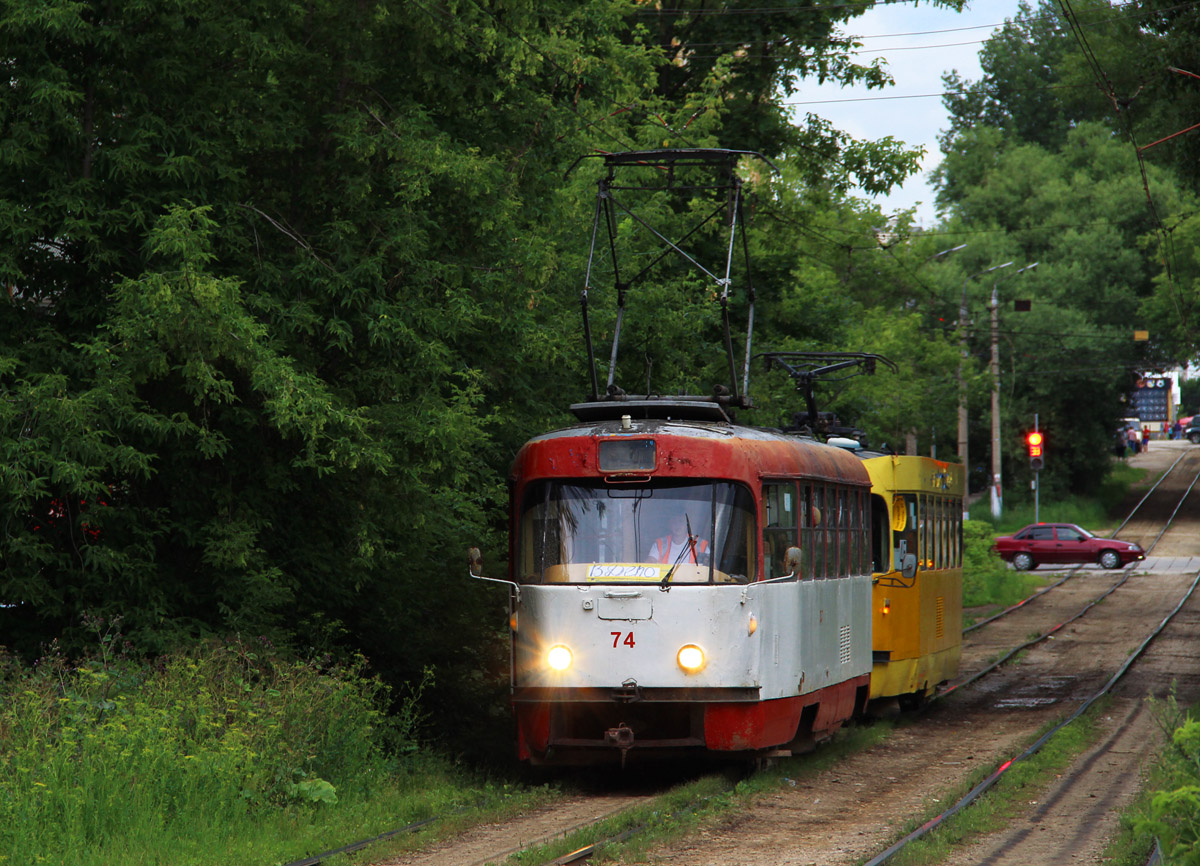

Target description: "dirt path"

left=374, top=793, right=653, bottom=866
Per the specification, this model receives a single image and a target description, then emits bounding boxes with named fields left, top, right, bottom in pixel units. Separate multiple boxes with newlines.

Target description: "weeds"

left=0, top=623, right=486, bottom=865
left=1128, top=693, right=1200, bottom=865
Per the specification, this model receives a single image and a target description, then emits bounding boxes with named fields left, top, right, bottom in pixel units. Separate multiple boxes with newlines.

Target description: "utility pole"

left=989, top=262, right=1038, bottom=519
left=958, top=261, right=1011, bottom=519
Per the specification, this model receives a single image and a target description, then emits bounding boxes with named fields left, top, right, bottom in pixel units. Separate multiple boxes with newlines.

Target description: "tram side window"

left=762, top=482, right=798, bottom=578
left=955, top=501, right=963, bottom=566
left=932, top=495, right=940, bottom=569
left=870, top=493, right=889, bottom=574
left=837, top=487, right=850, bottom=577
left=918, top=494, right=929, bottom=569
left=892, top=493, right=918, bottom=572
left=941, top=497, right=951, bottom=568
left=850, top=489, right=861, bottom=574
left=860, top=490, right=870, bottom=574
left=799, top=483, right=812, bottom=580
left=811, top=484, right=826, bottom=578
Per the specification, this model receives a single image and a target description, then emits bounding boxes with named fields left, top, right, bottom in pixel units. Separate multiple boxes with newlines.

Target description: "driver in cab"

left=648, top=513, right=708, bottom=564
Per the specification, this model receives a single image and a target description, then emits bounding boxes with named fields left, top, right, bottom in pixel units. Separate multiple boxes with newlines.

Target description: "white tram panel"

left=515, top=585, right=755, bottom=690
left=514, top=577, right=871, bottom=698
left=753, top=576, right=872, bottom=698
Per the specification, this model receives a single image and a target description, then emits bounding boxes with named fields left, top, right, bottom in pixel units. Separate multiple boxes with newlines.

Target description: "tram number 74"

left=611, top=632, right=636, bottom=648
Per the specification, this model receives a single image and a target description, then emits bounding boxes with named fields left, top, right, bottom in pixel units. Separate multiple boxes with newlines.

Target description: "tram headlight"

left=546, top=645, right=573, bottom=671
left=677, top=644, right=706, bottom=673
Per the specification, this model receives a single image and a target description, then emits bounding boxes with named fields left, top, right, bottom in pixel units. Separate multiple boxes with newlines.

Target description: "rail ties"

left=864, top=566, right=1200, bottom=866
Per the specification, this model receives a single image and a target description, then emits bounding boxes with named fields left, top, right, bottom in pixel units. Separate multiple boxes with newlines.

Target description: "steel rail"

left=865, top=567, right=1200, bottom=865
left=1111, top=450, right=1190, bottom=536
left=944, top=463, right=1200, bottom=699
left=279, top=813, right=449, bottom=866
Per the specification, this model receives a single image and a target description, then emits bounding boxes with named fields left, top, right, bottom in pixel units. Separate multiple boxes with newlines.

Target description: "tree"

left=1, top=0, right=966, bottom=755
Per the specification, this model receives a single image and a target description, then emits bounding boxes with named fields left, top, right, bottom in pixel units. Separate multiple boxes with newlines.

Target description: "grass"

left=961, top=519, right=1050, bottom=614
left=959, top=461, right=1150, bottom=619
left=967, top=460, right=1148, bottom=536
left=0, top=625, right=556, bottom=866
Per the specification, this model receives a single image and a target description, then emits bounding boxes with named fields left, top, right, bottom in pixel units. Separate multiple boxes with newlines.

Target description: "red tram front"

left=505, top=408, right=874, bottom=766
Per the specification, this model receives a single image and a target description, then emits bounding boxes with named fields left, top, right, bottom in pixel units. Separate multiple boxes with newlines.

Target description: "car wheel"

left=1099, top=550, right=1122, bottom=570
left=1190, top=432, right=1200, bottom=444
left=1012, top=552, right=1035, bottom=571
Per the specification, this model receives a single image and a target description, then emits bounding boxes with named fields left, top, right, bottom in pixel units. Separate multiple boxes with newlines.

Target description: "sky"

left=787, top=1, right=1028, bottom=226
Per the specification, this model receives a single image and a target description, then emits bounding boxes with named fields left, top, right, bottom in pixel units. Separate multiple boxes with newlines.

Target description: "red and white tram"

left=503, top=407, right=874, bottom=765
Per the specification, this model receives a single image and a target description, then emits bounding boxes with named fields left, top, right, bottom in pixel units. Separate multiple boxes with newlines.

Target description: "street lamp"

left=989, top=262, right=1039, bottom=519
left=958, top=261, right=1012, bottom=515
left=924, top=243, right=968, bottom=265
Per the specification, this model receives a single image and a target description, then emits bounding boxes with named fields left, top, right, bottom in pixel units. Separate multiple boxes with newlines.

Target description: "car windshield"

left=516, top=479, right=755, bottom=585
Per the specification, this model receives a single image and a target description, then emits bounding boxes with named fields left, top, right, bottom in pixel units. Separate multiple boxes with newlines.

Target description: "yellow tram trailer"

left=861, top=454, right=964, bottom=707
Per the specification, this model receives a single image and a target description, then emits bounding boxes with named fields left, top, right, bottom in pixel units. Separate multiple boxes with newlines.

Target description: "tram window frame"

left=811, top=484, right=826, bottom=579
left=762, top=480, right=799, bottom=579
left=870, top=493, right=889, bottom=574
left=837, top=487, right=850, bottom=578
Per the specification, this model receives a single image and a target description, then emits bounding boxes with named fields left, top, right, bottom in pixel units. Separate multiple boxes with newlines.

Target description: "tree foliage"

left=1, top=0, right=970, bottom=751
left=932, top=1, right=1200, bottom=499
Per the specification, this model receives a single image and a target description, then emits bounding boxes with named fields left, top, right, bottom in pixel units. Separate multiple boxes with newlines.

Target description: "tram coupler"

left=605, top=723, right=635, bottom=768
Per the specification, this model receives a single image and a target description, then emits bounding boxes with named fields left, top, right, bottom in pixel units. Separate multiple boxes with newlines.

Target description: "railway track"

left=596, top=443, right=1200, bottom=865
left=310, top=445, right=1200, bottom=866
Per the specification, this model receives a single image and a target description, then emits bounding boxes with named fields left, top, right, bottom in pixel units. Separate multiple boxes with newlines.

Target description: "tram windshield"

left=516, top=479, right=755, bottom=584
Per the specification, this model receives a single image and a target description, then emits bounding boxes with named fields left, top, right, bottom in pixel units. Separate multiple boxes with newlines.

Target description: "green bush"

left=962, top=519, right=1046, bottom=610
left=0, top=620, right=431, bottom=864
left=1136, top=703, right=1200, bottom=864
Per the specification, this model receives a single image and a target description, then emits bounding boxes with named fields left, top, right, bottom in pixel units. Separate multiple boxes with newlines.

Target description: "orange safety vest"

left=652, top=536, right=709, bottom=564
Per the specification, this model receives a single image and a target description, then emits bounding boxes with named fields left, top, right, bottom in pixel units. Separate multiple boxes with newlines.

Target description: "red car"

left=991, top=523, right=1145, bottom=571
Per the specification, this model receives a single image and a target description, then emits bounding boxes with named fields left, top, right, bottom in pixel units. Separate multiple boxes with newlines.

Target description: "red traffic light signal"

left=1026, top=431, right=1044, bottom=470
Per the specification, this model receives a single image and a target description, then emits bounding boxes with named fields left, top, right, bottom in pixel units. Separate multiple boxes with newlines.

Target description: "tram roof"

left=513, top=416, right=872, bottom=486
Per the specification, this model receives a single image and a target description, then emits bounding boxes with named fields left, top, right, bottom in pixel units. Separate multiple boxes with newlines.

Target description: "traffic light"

left=1026, top=431, right=1044, bottom=471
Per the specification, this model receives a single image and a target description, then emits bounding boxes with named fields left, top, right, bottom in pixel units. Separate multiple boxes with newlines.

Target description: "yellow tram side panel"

left=863, top=455, right=965, bottom=701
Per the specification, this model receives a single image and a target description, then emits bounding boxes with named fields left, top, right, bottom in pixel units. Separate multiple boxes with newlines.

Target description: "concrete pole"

left=989, top=262, right=1037, bottom=521
left=990, top=285, right=1002, bottom=519
left=958, top=261, right=1012, bottom=521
